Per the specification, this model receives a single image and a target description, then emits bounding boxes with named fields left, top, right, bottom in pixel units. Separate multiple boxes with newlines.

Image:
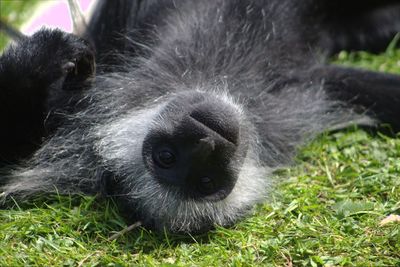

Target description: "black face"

left=142, top=91, right=247, bottom=201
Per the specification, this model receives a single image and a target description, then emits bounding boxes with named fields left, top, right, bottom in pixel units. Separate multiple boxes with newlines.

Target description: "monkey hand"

left=5, top=29, right=95, bottom=90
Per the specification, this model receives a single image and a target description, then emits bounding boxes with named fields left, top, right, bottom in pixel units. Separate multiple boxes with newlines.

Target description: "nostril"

left=153, top=146, right=176, bottom=168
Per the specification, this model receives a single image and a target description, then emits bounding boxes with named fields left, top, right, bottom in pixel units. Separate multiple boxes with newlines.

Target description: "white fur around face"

left=93, top=88, right=270, bottom=232
left=96, top=105, right=163, bottom=168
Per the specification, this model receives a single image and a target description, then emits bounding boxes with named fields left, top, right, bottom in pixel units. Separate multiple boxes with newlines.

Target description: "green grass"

left=1, top=55, right=399, bottom=267
left=1, top=129, right=399, bottom=266
left=1, top=2, right=400, bottom=266
left=0, top=0, right=41, bottom=49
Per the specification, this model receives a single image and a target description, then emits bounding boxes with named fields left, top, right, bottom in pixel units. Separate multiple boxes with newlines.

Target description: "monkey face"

left=142, top=91, right=246, bottom=201
left=97, top=90, right=269, bottom=233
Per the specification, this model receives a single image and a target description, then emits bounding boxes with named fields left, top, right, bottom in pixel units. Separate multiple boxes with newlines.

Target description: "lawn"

left=1, top=2, right=399, bottom=266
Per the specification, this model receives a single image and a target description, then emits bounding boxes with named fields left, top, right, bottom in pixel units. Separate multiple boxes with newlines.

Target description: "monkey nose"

left=188, top=102, right=240, bottom=146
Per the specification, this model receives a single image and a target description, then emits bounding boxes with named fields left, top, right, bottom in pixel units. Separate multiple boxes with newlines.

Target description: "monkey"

left=0, top=0, right=400, bottom=233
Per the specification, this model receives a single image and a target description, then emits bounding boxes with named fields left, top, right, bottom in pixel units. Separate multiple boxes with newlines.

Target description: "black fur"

left=0, top=0, right=399, bottom=232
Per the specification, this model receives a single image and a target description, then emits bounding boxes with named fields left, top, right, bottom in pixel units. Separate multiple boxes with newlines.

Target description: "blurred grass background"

left=0, top=0, right=40, bottom=49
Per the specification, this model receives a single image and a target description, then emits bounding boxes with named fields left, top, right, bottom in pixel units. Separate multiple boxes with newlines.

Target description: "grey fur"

left=1, top=0, right=390, bottom=232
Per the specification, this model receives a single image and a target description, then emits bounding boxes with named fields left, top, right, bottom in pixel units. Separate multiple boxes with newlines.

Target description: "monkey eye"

left=153, top=147, right=176, bottom=168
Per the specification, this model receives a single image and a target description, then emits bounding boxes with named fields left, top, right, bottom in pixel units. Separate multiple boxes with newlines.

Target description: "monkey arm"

left=308, top=65, right=400, bottom=131
left=0, top=29, right=94, bottom=163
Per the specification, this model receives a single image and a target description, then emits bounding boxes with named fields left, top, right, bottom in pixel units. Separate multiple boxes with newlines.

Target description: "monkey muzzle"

left=142, top=91, right=248, bottom=201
